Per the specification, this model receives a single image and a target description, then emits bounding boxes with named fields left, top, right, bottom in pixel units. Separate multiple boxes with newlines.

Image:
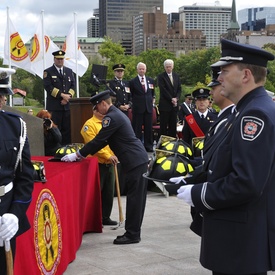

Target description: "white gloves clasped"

left=177, top=185, right=194, bottom=207
left=61, top=152, right=78, bottom=162
left=0, top=213, right=19, bottom=241
left=169, top=176, right=186, bottom=185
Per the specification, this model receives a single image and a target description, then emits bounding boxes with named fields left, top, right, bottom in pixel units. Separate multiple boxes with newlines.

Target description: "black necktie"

left=59, top=69, right=63, bottom=77
left=201, top=114, right=204, bottom=119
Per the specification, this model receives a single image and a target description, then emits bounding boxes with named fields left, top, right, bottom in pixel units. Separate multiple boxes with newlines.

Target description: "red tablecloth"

left=14, top=156, right=102, bottom=275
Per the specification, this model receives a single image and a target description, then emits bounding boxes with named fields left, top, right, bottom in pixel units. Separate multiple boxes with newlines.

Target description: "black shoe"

left=113, top=235, right=141, bottom=245
left=102, top=218, right=118, bottom=226
left=145, top=148, right=154, bottom=152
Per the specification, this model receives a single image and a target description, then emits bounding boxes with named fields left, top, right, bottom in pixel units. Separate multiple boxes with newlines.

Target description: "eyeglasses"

left=115, top=70, right=124, bottom=73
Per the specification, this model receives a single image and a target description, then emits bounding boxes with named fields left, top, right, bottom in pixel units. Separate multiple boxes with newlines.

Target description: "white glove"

left=0, top=213, right=19, bottom=241
left=61, top=152, right=78, bottom=162
left=177, top=185, right=194, bottom=206
left=169, top=176, right=186, bottom=184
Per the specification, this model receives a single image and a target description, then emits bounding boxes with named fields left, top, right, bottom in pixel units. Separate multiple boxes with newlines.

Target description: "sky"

left=0, top=0, right=275, bottom=58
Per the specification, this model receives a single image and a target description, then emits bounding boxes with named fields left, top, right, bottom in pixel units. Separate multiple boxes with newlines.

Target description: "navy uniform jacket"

left=0, top=111, right=34, bottom=236
left=43, top=65, right=76, bottom=111
left=157, top=71, right=181, bottom=112
left=129, top=76, right=155, bottom=114
left=182, top=110, right=217, bottom=146
left=79, top=105, right=148, bottom=172
left=108, top=78, right=132, bottom=115
left=192, top=87, right=275, bottom=273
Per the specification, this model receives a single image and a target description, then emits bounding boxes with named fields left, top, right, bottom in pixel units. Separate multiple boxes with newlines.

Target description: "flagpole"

left=74, top=12, right=80, bottom=98
left=6, top=7, right=13, bottom=107
left=41, top=10, right=47, bottom=108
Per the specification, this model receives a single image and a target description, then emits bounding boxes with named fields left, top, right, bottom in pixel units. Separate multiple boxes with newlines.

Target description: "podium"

left=70, top=97, right=93, bottom=143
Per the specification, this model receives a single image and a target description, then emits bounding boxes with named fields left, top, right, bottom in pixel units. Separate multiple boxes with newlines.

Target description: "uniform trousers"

left=50, top=109, right=71, bottom=145
left=98, top=163, right=115, bottom=222
left=124, top=162, right=148, bottom=240
left=0, top=238, right=16, bottom=275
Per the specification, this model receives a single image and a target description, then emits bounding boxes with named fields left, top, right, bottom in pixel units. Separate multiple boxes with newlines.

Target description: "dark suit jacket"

left=129, top=76, right=155, bottom=114
left=43, top=65, right=76, bottom=111
left=157, top=71, right=181, bottom=112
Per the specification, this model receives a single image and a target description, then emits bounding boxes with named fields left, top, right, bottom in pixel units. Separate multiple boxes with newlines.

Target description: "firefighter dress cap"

left=112, top=64, right=125, bottom=71
left=52, top=50, right=66, bottom=59
left=0, top=67, right=16, bottom=95
left=207, top=67, right=221, bottom=88
left=192, top=88, right=210, bottom=99
left=211, top=39, right=274, bottom=68
left=90, top=90, right=111, bottom=109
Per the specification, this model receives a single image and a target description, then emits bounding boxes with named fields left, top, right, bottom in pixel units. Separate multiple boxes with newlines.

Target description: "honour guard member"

left=0, top=68, right=34, bottom=275
left=108, top=64, right=132, bottom=117
left=61, top=91, right=149, bottom=245
left=182, top=88, right=217, bottom=147
left=43, top=50, right=76, bottom=145
left=177, top=39, right=275, bottom=275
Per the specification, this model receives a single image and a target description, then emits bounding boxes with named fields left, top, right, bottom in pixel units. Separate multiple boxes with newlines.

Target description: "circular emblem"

left=10, top=32, right=29, bottom=61
left=34, top=189, right=62, bottom=274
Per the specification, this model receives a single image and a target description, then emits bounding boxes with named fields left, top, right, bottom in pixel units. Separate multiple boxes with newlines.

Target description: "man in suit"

left=177, top=39, right=275, bottom=275
left=157, top=59, right=182, bottom=137
left=43, top=50, right=76, bottom=145
left=108, top=63, right=132, bottom=117
left=178, top=93, right=195, bottom=125
left=129, top=62, right=155, bottom=152
left=182, top=88, right=217, bottom=147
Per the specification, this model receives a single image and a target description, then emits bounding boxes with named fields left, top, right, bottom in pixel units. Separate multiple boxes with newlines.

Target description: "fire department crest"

left=34, top=189, right=62, bottom=274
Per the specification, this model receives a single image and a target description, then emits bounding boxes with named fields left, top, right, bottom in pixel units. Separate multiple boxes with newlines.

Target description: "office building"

left=179, top=1, right=232, bottom=48
left=133, top=6, right=167, bottom=55
left=238, top=7, right=275, bottom=31
left=99, top=0, right=163, bottom=55
left=87, top=9, right=99, bottom=38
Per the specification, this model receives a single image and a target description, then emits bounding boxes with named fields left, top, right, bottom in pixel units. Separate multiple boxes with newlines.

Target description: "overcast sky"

left=0, top=0, right=275, bottom=58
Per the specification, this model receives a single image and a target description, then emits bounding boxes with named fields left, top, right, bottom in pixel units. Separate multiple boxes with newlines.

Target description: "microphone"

left=92, top=73, right=101, bottom=86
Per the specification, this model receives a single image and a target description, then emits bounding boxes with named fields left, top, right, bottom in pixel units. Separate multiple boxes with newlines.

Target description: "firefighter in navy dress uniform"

left=108, top=64, right=132, bottom=117
left=0, top=68, right=34, bottom=275
left=43, top=50, right=76, bottom=145
left=61, top=90, right=149, bottom=245
left=176, top=39, right=275, bottom=275
left=182, top=88, right=217, bottom=147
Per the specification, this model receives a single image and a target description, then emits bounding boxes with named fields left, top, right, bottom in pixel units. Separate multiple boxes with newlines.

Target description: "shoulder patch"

left=83, top=125, right=89, bottom=132
left=241, top=116, right=264, bottom=141
left=43, top=71, right=47, bottom=78
left=102, top=117, right=111, bottom=128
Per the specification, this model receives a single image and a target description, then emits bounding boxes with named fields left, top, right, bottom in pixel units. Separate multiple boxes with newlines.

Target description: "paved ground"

left=63, top=188, right=275, bottom=275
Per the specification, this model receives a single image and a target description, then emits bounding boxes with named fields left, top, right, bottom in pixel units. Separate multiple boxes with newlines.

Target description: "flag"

left=30, top=15, right=60, bottom=79
left=63, top=23, right=89, bottom=77
left=4, top=16, right=34, bottom=75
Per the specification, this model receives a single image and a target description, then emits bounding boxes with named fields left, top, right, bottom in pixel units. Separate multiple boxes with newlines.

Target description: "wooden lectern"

left=70, top=97, right=93, bottom=143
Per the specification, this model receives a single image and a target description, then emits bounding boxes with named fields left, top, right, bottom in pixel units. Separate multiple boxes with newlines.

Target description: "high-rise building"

left=179, top=1, right=232, bottom=48
left=87, top=9, right=99, bottom=38
left=99, top=0, right=163, bottom=54
left=133, top=6, right=167, bottom=55
left=238, top=7, right=275, bottom=31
